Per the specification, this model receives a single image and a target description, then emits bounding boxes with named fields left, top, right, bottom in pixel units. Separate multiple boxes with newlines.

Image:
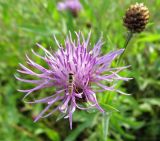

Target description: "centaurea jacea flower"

left=57, top=0, right=82, bottom=17
left=16, top=32, right=130, bottom=129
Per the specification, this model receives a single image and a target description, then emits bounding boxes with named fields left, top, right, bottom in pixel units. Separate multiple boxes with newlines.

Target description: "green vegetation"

left=0, top=0, right=159, bottom=141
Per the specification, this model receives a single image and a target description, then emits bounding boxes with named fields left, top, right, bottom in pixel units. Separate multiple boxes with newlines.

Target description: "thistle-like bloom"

left=16, top=32, right=130, bottom=129
left=57, top=0, right=82, bottom=17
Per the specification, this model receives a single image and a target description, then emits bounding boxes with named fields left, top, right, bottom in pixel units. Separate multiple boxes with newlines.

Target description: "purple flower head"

left=57, top=0, right=82, bottom=17
left=16, top=32, right=131, bottom=129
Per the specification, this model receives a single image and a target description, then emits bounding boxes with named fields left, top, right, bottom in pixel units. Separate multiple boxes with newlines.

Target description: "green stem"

left=117, top=31, right=133, bottom=65
left=103, top=113, right=111, bottom=141
left=102, top=31, right=133, bottom=140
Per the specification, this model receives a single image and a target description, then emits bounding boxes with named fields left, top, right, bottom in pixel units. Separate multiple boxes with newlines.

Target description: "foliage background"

left=0, top=0, right=160, bottom=141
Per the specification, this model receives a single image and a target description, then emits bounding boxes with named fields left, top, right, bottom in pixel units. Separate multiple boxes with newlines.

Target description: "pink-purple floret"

left=57, top=0, right=82, bottom=16
left=16, top=32, right=131, bottom=129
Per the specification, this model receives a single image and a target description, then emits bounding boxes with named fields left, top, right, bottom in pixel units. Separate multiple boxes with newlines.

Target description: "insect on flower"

left=68, top=73, right=74, bottom=95
left=59, top=72, right=75, bottom=113
left=16, top=32, right=131, bottom=129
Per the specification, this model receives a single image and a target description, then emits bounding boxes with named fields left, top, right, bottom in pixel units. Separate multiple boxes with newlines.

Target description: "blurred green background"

left=0, top=0, right=160, bottom=141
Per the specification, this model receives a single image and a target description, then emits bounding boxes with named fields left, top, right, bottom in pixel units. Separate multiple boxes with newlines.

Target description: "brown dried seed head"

left=123, top=3, right=150, bottom=33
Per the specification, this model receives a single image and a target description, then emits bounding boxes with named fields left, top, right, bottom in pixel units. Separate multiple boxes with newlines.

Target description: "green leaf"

left=100, top=103, right=119, bottom=112
left=102, top=113, right=111, bottom=140
left=113, top=113, right=144, bottom=129
left=137, top=33, right=160, bottom=43
left=141, top=98, right=160, bottom=107
left=64, top=118, right=93, bottom=141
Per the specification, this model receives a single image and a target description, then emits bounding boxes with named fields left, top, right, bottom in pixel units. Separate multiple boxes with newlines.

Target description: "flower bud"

left=123, top=3, right=149, bottom=33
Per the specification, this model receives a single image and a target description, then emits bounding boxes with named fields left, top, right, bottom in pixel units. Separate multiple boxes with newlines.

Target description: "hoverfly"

left=68, top=73, right=74, bottom=95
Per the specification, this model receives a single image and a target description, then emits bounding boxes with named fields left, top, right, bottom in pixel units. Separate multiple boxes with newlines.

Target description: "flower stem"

left=117, top=31, right=133, bottom=65
left=103, top=31, right=133, bottom=140
left=103, top=112, right=111, bottom=141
